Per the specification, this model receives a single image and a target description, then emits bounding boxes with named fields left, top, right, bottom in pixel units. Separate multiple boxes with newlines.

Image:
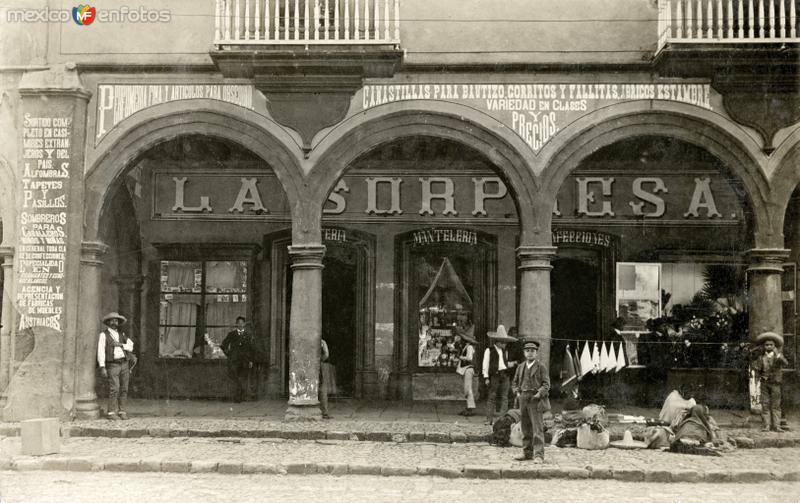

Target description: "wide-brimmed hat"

left=457, top=331, right=478, bottom=345
left=610, top=430, right=647, bottom=450
left=102, top=312, right=127, bottom=325
left=488, top=324, right=517, bottom=343
left=755, top=331, right=783, bottom=346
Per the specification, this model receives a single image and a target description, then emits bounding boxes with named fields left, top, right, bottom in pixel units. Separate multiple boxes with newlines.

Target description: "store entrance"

left=550, top=251, right=600, bottom=383
left=321, top=244, right=358, bottom=397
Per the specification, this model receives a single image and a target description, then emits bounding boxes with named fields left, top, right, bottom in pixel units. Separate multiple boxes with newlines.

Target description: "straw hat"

left=610, top=430, right=647, bottom=450
left=102, top=312, right=127, bottom=325
left=488, top=324, right=517, bottom=343
left=755, top=331, right=783, bottom=346
left=458, top=331, right=478, bottom=345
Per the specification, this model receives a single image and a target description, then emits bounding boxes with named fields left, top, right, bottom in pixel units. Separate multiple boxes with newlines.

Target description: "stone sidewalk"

left=1, top=436, right=799, bottom=483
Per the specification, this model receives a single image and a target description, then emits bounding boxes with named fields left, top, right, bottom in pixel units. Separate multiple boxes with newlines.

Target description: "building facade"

left=0, top=0, right=799, bottom=420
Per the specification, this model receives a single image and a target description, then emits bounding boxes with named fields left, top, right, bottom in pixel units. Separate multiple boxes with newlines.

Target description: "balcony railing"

left=658, top=0, right=800, bottom=51
left=214, top=0, right=400, bottom=46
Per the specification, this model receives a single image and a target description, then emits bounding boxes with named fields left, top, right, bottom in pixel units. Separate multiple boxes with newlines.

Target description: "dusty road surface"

left=1, top=472, right=799, bottom=503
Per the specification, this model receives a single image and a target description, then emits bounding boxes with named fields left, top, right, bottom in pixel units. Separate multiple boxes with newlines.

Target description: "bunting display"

left=600, top=341, right=610, bottom=372
left=591, top=342, right=601, bottom=374
left=580, top=341, right=593, bottom=377
left=616, top=341, right=626, bottom=372
left=608, top=342, right=618, bottom=373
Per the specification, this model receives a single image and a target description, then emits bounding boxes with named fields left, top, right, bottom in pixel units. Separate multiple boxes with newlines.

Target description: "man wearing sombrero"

left=97, top=312, right=134, bottom=420
left=753, top=332, right=789, bottom=432
left=482, top=324, right=517, bottom=425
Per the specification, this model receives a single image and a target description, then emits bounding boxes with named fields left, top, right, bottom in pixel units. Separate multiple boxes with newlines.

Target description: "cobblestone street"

left=1, top=472, right=798, bottom=503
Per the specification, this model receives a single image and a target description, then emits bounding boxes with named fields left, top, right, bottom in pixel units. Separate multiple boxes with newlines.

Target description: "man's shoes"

left=118, top=411, right=128, bottom=420
left=107, top=412, right=120, bottom=421
left=457, top=409, right=466, bottom=416
left=514, top=455, right=532, bottom=462
left=533, top=457, right=544, bottom=464
left=774, top=427, right=785, bottom=433
left=484, top=420, right=493, bottom=426
left=463, top=409, right=475, bottom=417
left=322, top=414, right=332, bottom=420
left=761, top=426, right=772, bottom=432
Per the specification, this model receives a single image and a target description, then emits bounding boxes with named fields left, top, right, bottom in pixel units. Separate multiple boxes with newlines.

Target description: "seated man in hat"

left=482, top=325, right=517, bottom=425
left=511, top=338, right=550, bottom=463
left=97, top=312, right=134, bottom=420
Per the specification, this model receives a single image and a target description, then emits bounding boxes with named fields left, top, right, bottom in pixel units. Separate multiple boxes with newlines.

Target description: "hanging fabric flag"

left=600, top=341, right=610, bottom=373
left=608, top=342, right=618, bottom=373
left=561, top=344, right=578, bottom=389
left=615, top=341, right=626, bottom=372
left=591, top=342, right=601, bottom=374
left=580, top=341, right=593, bottom=377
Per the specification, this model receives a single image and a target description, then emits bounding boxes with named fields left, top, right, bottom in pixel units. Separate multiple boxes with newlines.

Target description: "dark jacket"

left=221, top=329, right=252, bottom=361
left=753, top=351, right=789, bottom=384
left=512, top=359, right=551, bottom=411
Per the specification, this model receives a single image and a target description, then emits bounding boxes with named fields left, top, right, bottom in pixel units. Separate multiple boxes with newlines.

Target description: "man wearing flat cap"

left=511, top=337, right=550, bottom=463
left=97, top=312, right=134, bottom=420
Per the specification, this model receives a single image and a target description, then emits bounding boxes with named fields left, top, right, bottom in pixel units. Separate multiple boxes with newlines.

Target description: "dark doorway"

left=322, top=244, right=358, bottom=397
left=550, top=253, right=600, bottom=384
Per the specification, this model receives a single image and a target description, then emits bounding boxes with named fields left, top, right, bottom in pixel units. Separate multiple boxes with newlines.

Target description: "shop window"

left=417, top=257, right=474, bottom=368
left=159, top=260, right=248, bottom=359
left=782, top=263, right=796, bottom=370
left=625, top=262, right=749, bottom=369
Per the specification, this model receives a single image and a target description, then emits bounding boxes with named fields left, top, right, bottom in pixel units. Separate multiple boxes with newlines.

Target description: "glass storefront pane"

left=206, top=261, right=248, bottom=293
left=160, top=261, right=202, bottom=292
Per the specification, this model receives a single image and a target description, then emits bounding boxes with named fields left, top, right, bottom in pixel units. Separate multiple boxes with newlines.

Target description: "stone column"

left=517, top=245, right=557, bottom=367
left=0, top=246, right=15, bottom=405
left=747, top=248, right=790, bottom=345
left=284, top=244, right=325, bottom=421
left=74, top=241, right=108, bottom=419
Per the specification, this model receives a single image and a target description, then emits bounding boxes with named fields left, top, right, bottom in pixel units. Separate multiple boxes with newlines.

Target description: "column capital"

left=747, top=248, right=790, bottom=273
left=80, top=241, right=109, bottom=266
left=0, top=245, right=14, bottom=264
left=516, top=245, right=558, bottom=271
left=18, top=65, right=92, bottom=101
left=288, top=244, right=326, bottom=270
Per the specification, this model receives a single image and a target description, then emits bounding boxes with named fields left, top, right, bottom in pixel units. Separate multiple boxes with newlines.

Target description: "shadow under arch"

left=307, top=104, right=541, bottom=245
left=84, top=102, right=305, bottom=242
left=538, top=109, right=773, bottom=247
left=766, top=130, right=800, bottom=243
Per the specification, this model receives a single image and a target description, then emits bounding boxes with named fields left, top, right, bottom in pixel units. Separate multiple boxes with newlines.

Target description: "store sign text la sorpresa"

left=158, top=173, right=739, bottom=220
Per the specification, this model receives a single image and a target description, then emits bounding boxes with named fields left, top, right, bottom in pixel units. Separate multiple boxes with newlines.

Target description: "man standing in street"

left=511, top=338, right=550, bottom=463
left=320, top=338, right=333, bottom=419
left=753, top=331, right=789, bottom=432
left=482, top=324, right=517, bottom=425
left=221, top=316, right=253, bottom=403
left=97, top=312, right=134, bottom=420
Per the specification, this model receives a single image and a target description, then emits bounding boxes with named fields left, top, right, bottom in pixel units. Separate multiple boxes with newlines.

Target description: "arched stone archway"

left=767, top=132, right=800, bottom=240
left=85, top=101, right=306, bottom=243
left=306, top=103, right=542, bottom=245
left=538, top=109, right=772, bottom=247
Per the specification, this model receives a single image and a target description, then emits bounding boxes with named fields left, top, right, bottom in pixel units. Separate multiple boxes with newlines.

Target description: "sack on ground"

left=509, top=421, right=524, bottom=447
left=576, top=423, right=610, bottom=450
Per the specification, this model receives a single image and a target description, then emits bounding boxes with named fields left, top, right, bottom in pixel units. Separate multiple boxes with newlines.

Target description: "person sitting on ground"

left=669, top=404, right=724, bottom=456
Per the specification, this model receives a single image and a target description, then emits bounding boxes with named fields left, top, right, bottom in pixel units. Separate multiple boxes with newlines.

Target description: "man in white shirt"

left=97, top=312, right=134, bottom=420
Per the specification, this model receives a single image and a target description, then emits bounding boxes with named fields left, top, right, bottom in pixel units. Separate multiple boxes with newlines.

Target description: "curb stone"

left=613, top=468, right=645, bottom=482
left=348, top=463, right=381, bottom=476
left=13, top=459, right=44, bottom=471
left=463, top=465, right=502, bottom=479
left=729, top=470, right=774, bottom=483
left=418, top=466, right=462, bottom=478
left=644, top=470, right=672, bottom=482
left=381, top=466, right=416, bottom=477
left=216, top=462, right=243, bottom=474
left=161, top=460, right=191, bottom=473
left=782, top=471, right=800, bottom=481
left=588, top=466, right=613, bottom=480
left=671, top=470, right=703, bottom=483
left=705, top=470, right=732, bottom=482
left=189, top=461, right=218, bottom=473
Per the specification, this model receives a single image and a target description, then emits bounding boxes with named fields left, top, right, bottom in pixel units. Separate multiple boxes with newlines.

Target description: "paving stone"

left=285, top=462, right=316, bottom=474
left=0, top=426, right=20, bottom=436
left=122, top=429, right=148, bottom=438
left=104, top=459, right=143, bottom=472
left=242, top=463, right=282, bottom=474
left=781, top=471, right=800, bottom=481
left=161, top=460, right=191, bottom=473
left=13, top=459, right=44, bottom=470
left=391, top=433, right=407, bottom=443
left=670, top=470, right=703, bottom=483
left=365, top=431, right=392, bottom=442
left=408, top=432, right=426, bottom=442
left=40, top=458, right=70, bottom=471
left=463, top=465, right=502, bottom=479
left=535, top=467, right=565, bottom=479
left=732, top=436, right=755, bottom=448
left=380, top=466, right=416, bottom=477
left=588, top=466, right=613, bottom=480
left=140, top=460, right=162, bottom=472
left=729, top=470, right=773, bottom=483
left=217, top=462, right=243, bottom=474
left=501, top=467, right=538, bottom=479
left=704, top=470, right=732, bottom=482
left=317, top=463, right=348, bottom=475
left=563, top=466, right=591, bottom=479
left=65, top=426, right=84, bottom=437
left=424, top=432, right=449, bottom=443
left=189, top=461, right=218, bottom=473
left=419, top=466, right=462, bottom=479
left=450, top=432, right=467, bottom=443
left=147, top=428, right=171, bottom=438
left=613, top=468, right=645, bottom=482
left=168, top=429, right=189, bottom=438
left=326, top=431, right=350, bottom=440
left=467, top=433, right=490, bottom=443
left=348, top=463, right=382, bottom=476
left=644, top=470, right=672, bottom=482
left=220, top=429, right=241, bottom=438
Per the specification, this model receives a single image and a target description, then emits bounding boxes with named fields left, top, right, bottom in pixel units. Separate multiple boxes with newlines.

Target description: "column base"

left=284, top=401, right=322, bottom=422
left=74, top=397, right=100, bottom=419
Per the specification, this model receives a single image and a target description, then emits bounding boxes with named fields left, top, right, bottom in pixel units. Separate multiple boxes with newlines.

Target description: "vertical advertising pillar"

left=2, top=65, right=90, bottom=421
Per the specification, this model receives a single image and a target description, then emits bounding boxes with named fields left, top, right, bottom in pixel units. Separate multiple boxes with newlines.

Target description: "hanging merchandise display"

left=580, top=341, right=593, bottom=377
left=616, top=342, right=626, bottom=372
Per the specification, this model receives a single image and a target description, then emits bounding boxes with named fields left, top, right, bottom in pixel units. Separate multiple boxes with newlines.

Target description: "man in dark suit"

left=220, top=316, right=253, bottom=402
left=511, top=338, right=550, bottom=463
